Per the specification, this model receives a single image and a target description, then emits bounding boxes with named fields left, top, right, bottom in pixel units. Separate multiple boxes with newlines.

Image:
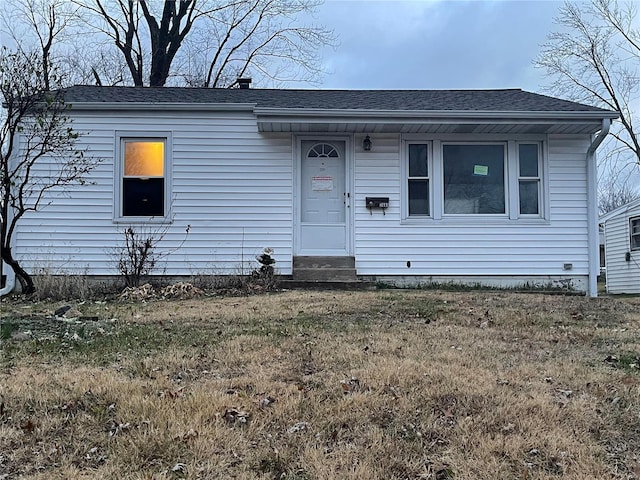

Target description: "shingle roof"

left=62, top=85, right=614, bottom=113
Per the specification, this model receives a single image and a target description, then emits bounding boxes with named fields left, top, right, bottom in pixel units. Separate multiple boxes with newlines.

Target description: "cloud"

left=314, top=0, right=562, bottom=91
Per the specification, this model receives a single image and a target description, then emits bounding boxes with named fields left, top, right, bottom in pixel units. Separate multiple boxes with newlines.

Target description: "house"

left=600, top=198, right=640, bottom=294
left=4, top=85, right=619, bottom=296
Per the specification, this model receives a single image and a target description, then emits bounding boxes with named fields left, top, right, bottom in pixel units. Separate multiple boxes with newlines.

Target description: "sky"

left=310, top=0, right=562, bottom=92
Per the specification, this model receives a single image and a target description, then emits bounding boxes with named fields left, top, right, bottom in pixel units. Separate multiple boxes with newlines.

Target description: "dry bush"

left=0, top=291, right=638, bottom=479
left=30, top=269, right=119, bottom=301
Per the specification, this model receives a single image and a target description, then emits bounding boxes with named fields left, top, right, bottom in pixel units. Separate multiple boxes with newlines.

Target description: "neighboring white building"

left=6, top=86, right=619, bottom=296
left=600, top=198, right=640, bottom=294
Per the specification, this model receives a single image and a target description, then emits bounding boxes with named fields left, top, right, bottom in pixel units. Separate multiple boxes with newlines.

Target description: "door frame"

left=294, top=134, right=353, bottom=256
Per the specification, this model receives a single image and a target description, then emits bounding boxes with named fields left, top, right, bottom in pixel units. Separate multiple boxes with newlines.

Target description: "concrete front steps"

left=280, top=256, right=376, bottom=290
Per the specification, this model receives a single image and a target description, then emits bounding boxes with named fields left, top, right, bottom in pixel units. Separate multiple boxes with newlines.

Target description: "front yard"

left=1, top=290, right=639, bottom=479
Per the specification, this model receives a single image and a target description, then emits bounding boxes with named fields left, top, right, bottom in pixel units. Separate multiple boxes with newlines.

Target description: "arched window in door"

left=307, top=143, right=339, bottom=158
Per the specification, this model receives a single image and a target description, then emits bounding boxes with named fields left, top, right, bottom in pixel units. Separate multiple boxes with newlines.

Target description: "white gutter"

left=586, top=118, right=612, bottom=297
left=66, top=101, right=620, bottom=122
left=0, top=261, right=16, bottom=296
left=254, top=107, right=620, bottom=121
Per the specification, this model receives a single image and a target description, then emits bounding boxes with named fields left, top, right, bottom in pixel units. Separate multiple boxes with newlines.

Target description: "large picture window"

left=631, top=217, right=640, bottom=250
left=443, top=144, right=505, bottom=214
left=121, top=139, right=166, bottom=218
left=403, top=139, right=545, bottom=221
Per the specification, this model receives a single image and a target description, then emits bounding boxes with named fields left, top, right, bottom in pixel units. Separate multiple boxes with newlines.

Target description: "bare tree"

left=0, top=0, right=84, bottom=89
left=598, top=148, right=640, bottom=213
left=78, top=0, right=335, bottom=87
left=537, top=0, right=640, bottom=166
left=599, top=182, right=640, bottom=213
left=1, top=49, right=96, bottom=294
left=1, top=0, right=139, bottom=87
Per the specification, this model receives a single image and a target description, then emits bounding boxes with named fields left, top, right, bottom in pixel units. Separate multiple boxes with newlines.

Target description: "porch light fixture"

left=363, top=135, right=372, bottom=151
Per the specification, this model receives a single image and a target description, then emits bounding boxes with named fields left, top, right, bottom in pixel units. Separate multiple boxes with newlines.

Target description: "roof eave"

left=66, top=101, right=619, bottom=120
left=253, top=107, right=620, bottom=121
left=68, top=102, right=257, bottom=111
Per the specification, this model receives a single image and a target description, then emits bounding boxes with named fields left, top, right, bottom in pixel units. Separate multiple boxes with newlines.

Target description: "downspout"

left=586, top=118, right=611, bottom=297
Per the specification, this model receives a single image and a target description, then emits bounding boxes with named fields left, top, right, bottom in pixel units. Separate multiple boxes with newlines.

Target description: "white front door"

left=299, top=140, right=349, bottom=255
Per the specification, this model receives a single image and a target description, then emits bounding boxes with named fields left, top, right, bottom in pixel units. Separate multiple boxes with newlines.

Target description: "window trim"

left=516, top=141, right=543, bottom=218
left=401, top=140, right=433, bottom=220
left=114, top=131, right=173, bottom=223
left=631, top=216, right=640, bottom=251
left=400, top=134, right=548, bottom=224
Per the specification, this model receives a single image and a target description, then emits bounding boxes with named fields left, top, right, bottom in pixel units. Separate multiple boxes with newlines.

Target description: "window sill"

left=400, top=216, right=550, bottom=226
left=113, top=217, right=173, bottom=225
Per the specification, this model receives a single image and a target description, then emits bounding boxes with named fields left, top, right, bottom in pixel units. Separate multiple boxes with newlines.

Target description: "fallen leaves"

left=118, top=283, right=156, bottom=301
left=554, top=388, right=574, bottom=407
left=340, top=376, right=365, bottom=394
left=160, top=283, right=204, bottom=299
left=118, top=282, right=204, bottom=301
left=108, top=421, right=131, bottom=437
left=179, top=429, right=199, bottom=442
left=19, top=418, right=36, bottom=434
left=286, top=421, right=309, bottom=434
left=159, top=386, right=186, bottom=400
left=222, top=408, right=250, bottom=425
left=259, top=396, right=276, bottom=408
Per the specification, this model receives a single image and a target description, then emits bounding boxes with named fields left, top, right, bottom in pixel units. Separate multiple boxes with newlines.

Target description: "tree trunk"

left=149, top=56, right=170, bottom=87
left=1, top=246, right=35, bottom=294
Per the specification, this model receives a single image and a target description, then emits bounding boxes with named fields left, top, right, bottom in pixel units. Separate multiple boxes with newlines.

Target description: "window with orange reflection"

left=122, top=139, right=165, bottom=217
left=124, top=141, right=164, bottom=177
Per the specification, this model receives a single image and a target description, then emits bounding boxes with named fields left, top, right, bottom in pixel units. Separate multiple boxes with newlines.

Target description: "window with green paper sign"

left=443, top=144, right=506, bottom=215
left=402, top=140, right=545, bottom=221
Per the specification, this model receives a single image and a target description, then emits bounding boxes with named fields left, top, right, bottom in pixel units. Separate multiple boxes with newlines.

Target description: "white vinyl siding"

left=603, top=204, right=640, bottom=294
left=355, top=134, right=589, bottom=281
left=14, top=115, right=597, bottom=292
left=13, top=111, right=294, bottom=276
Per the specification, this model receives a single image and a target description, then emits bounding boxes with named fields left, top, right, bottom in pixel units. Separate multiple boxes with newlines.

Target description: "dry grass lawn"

left=1, top=289, right=639, bottom=479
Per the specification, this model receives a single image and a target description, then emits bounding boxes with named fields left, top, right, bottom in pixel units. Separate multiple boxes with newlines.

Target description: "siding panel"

left=14, top=111, right=294, bottom=275
left=13, top=114, right=596, bottom=288
left=603, top=203, right=640, bottom=293
left=354, top=135, right=591, bottom=280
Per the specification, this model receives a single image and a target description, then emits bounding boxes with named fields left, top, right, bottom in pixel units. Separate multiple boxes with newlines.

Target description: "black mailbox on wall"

left=366, top=197, right=389, bottom=214
left=366, top=197, right=389, bottom=208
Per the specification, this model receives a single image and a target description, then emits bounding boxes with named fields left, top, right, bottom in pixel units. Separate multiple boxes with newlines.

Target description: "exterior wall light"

left=363, top=135, right=372, bottom=151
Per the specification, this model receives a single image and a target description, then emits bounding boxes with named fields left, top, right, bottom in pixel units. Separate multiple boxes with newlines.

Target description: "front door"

left=299, top=140, right=349, bottom=255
